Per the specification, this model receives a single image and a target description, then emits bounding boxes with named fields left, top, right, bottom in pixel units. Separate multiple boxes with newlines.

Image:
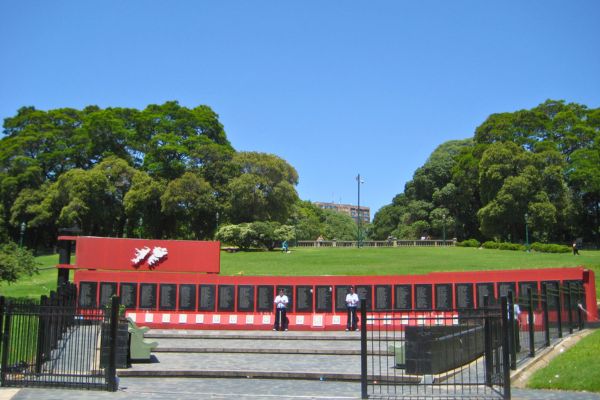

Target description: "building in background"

left=314, top=202, right=370, bottom=224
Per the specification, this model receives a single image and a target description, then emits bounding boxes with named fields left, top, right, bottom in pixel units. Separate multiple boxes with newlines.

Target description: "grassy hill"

left=1, top=247, right=598, bottom=299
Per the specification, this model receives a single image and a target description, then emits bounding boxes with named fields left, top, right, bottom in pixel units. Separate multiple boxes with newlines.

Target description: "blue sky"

left=1, top=1, right=599, bottom=219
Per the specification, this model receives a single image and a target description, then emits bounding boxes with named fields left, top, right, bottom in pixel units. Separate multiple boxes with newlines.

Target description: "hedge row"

left=457, top=239, right=570, bottom=253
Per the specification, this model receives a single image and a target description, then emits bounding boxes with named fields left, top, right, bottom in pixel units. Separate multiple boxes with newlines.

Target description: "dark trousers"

left=347, top=306, right=358, bottom=330
left=274, top=308, right=288, bottom=330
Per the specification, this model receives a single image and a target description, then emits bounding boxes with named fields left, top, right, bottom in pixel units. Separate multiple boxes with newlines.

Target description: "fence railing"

left=0, top=284, right=120, bottom=391
left=296, top=240, right=456, bottom=248
left=360, top=298, right=510, bottom=399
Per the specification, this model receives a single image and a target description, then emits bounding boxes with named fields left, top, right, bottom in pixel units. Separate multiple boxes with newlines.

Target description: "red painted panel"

left=63, top=236, right=220, bottom=273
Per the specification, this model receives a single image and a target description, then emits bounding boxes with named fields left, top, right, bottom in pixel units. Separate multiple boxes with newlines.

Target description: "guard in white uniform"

left=273, top=288, right=289, bottom=331
left=346, top=286, right=359, bottom=331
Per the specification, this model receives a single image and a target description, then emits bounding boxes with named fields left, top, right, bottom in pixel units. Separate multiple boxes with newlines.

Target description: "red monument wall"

left=58, top=236, right=598, bottom=331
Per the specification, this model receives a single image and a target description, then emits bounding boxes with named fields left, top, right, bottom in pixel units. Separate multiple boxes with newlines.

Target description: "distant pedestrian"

left=282, top=240, right=288, bottom=253
left=273, top=289, right=289, bottom=331
left=345, top=286, right=359, bottom=331
left=572, top=242, right=579, bottom=255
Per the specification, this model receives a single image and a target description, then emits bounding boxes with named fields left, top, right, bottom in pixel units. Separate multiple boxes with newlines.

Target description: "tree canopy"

left=372, top=100, right=600, bottom=246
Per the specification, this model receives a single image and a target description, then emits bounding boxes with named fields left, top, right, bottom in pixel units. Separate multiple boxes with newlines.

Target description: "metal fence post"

left=483, top=295, right=493, bottom=386
left=542, top=284, right=550, bottom=347
left=501, top=297, right=511, bottom=400
left=507, top=291, right=517, bottom=370
left=107, top=296, right=120, bottom=392
left=1, top=302, right=12, bottom=387
left=556, top=285, right=563, bottom=338
left=35, top=295, right=48, bottom=374
left=566, top=284, right=573, bottom=334
left=360, top=298, right=367, bottom=399
left=527, top=288, right=535, bottom=358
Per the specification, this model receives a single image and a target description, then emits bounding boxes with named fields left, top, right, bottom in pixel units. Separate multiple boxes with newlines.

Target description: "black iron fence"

left=360, top=298, right=510, bottom=399
left=510, top=281, right=586, bottom=369
left=0, top=284, right=120, bottom=391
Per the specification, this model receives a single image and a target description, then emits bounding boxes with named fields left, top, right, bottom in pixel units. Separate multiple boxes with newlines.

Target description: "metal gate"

left=360, top=298, right=511, bottom=399
left=0, top=284, right=119, bottom=391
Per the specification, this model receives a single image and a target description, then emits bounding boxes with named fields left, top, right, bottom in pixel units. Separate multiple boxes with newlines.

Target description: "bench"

left=126, top=317, right=158, bottom=362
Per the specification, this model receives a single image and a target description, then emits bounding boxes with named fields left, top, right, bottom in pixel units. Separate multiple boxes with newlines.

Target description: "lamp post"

left=19, top=222, right=26, bottom=248
left=525, top=213, right=529, bottom=252
left=356, top=174, right=364, bottom=248
left=442, top=212, right=447, bottom=245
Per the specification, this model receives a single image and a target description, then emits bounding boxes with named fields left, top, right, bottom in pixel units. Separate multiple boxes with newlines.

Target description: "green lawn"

left=2, top=246, right=598, bottom=299
left=527, top=329, right=600, bottom=392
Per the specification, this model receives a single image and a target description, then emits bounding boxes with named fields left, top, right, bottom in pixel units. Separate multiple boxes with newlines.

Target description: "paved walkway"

left=0, top=328, right=598, bottom=400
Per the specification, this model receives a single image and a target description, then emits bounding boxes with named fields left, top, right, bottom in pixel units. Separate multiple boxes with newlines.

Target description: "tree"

left=227, top=152, right=299, bottom=223
left=0, top=241, right=38, bottom=283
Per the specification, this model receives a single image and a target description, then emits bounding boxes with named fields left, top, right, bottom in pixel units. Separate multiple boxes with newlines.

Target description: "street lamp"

left=19, top=222, right=26, bottom=247
left=356, top=174, right=364, bottom=248
left=524, top=213, right=529, bottom=252
left=442, top=212, right=447, bottom=245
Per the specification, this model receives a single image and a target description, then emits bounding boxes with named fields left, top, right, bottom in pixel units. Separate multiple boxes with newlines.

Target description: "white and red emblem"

left=131, top=246, right=168, bottom=268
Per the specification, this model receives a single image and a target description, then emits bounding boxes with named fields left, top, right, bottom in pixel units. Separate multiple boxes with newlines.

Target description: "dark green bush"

left=457, top=239, right=481, bottom=248
left=530, top=242, right=571, bottom=253
left=498, top=242, right=525, bottom=251
left=482, top=241, right=500, bottom=249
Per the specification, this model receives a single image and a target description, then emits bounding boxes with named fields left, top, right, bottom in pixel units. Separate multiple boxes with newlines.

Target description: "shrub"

left=498, top=242, right=525, bottom=251
left=482, top=241, right=499, bottom=249
left=457, top=239, right=481, bottom=248
left=530, top=242, right=571, bottom=253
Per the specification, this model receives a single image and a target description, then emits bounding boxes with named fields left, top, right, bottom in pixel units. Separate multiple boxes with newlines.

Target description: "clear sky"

left=1, top=1, right=599, bottom=219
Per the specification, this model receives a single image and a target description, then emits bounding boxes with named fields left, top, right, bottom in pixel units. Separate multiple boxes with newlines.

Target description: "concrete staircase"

left=118, top=329, right=364, bottom=381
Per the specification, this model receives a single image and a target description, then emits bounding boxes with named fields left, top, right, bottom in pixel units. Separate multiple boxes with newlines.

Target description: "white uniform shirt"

left=274, top=294, right=289, bottom=309
left=346, top=292, right=359, bottom=307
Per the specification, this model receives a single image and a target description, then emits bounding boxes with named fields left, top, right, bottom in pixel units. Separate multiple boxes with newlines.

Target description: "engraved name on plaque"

left=99, top=282, right=117, bottom=306
left=394, top=285, right=412, bottom=310
left=119, top=283, right=137, bottom=309
left=198, top=284, right=216, bottom=311
left=237, top=285, right=254, bottom=312
left=159, top=284, right=177, bottom=311
left=435, top=284, right=452, bottom=310
left=295, top=286, right=313, bottom=312
left=178, top=284, right=196, bottom=311
left=375, top=285, right=392, bottom=310
left=315, top=286, right=332, bottom=312
left=455, top=283, right=473, bottom=309
left=139, top=283, right=157, bottom=310
left=218, top=285, right=235, bottom=311
left=257, top=286, right=274, bottom=312
left=78, top=281, right=97, bottom=308
left=415, top=284, right=433, bottom=310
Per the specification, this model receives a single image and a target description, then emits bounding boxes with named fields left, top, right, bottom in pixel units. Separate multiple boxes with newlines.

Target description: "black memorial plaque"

left=497, top=282, right=517, bottom=299
left=375, top=285, right=392, bottom=310
left=257, top=285, right=274, bottom=312
left=139, top=283, right=157, bottom=310
left=78, top=281, right=97, bottom=308
left=415, top=284, right=433, bottom=310
left=276, top=286, right=293, bottom=310
left=99, top=282, right=117, bottom=306
left=356, top=285, right=372, bottom=311
left=335, top=286, right=351, bottom=312
left=218, top=285, right=235, bottom=311
left=477, top=282, right=496, bottom=307
left=198, top=284, right=216, bottom=311
left=394, top=285, right=412, bottom=310
left=563, top=280, right=585, bottom=309
left=455, top=283, right=474, bottom=309
left=159, top=284, right=177, bottom=311
left=541, top=281, right=559, bottom=310
left=237, top=285, right=254, bottom=312
left=315, top=286, right=332, bottom=312
left=119, top=283, right=137, bottom=309
left=295, top=286, right=313, bottom=312
left=178, top=284, right=196, bottom=311
left=518, top=281, right=538, bottom=305
left=435, top=284, right=452, bottom=311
